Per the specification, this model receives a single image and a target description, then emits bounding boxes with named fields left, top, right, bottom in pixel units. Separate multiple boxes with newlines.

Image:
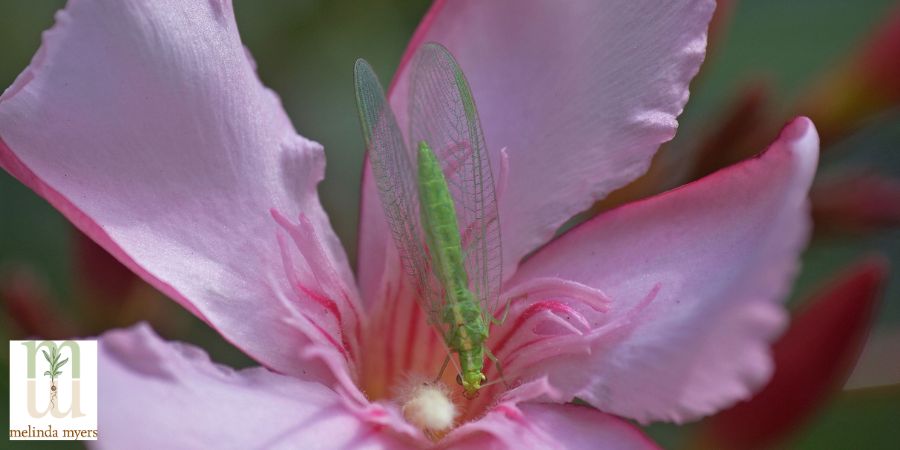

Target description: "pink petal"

left=0, top=0, right=360, bottom=381
left=445, top=380, right=657, bottom=449
left=358, top=0, right=716, bottom=301
left=361, top=249, right=450, bottom=400
left=507, top=117, right=820, bottom=423
left=96, top=323, right=418, bottom=449
left=469, top=276, right=617, bottom=413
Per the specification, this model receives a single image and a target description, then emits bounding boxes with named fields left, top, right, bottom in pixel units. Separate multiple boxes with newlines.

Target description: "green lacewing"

left=354, top=43, right=505, bottom=397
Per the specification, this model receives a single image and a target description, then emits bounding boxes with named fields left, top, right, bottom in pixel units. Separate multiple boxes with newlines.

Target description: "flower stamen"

left=397, top=377, right=458, bottom=438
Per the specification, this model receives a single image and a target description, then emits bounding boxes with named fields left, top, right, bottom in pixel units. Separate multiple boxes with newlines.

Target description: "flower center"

left=397, top=378, right=458, bottom=438
left=357, top=283, right=509, bottom=432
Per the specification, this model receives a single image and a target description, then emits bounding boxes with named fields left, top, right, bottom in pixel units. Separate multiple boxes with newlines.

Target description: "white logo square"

left=8, top=340, right=99, bottom=440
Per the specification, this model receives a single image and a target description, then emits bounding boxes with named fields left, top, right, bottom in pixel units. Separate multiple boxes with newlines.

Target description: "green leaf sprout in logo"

left=42, top=345, right=68, bottom=408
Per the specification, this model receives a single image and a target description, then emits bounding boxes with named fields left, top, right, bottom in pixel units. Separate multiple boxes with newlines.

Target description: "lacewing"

left=354, top=43, right=506, bottom=397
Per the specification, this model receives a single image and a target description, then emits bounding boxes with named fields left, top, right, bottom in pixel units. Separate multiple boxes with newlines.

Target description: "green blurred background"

left=1, top=0, right=898, bottom=448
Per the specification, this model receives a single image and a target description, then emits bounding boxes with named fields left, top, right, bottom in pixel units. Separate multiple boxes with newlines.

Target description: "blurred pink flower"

left=1, top=229, right=183, bottom=338
left=798, top=3, right=900, bottom=145
left=0, top=0, right=821, bottom=447
left=699, top=257, right=887, bottom=449
left=606, top=3, right=900, bottom=235
left=1, top=267, right=74, bottom=339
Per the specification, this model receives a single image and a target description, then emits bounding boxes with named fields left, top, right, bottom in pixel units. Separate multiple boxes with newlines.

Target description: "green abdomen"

left=418, top=140, right=488, bottom=386
left=417, top=141, right=469, bottom=293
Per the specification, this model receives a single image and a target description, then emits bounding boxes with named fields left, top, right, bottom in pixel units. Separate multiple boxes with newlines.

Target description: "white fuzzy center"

left=401, top=383, right=458, bottom=432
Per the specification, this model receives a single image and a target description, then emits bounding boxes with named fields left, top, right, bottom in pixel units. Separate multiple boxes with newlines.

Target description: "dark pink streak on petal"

left=302, top=312, right=350, bottom=362
left=489, top=300, right=582, bottom=366
left=495, top=338, right=549, bottom=374
left=297, top=284, right=355, bottom=361
left=272, top=210, right=363, bottom=367
left=274, top=232, right=345, bottom=357
left=340, top=289, right=364, bottom=348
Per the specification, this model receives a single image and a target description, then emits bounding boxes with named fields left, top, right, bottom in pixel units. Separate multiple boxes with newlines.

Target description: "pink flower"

left=699, top=257, right=887, bottom=449
left=0, top=0, right=820, bottom=448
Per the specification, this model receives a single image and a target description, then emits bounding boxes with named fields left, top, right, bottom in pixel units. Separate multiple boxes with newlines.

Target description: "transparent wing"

left=354, top=59, right=445, bottom=325
left=408, top=43, right=503, bottom=320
